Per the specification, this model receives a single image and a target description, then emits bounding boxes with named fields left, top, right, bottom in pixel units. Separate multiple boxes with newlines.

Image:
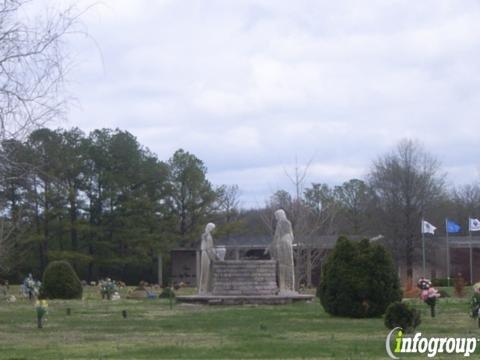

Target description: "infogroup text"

left=386, top=327, right=478, bottom=358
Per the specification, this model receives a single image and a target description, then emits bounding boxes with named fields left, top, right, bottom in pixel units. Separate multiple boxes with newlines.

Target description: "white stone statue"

left=215, top=245, right=226, bottom=261
left=198, top=223, right=218, bottom=295
left=266, top=209, right=295, bottom=294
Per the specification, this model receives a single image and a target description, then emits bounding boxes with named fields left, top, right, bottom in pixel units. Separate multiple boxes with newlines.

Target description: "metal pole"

left=306, top=246, right=312, bottom=288
left=446, top=219, right=450, bottom=287
left=470, top=229, right=473, bottom=285
left=158, top=254, right=163, bottom=287
left=422, top=219, right=426, bottom=277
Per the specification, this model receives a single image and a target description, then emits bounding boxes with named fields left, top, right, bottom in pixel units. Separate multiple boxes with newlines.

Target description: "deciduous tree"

left=368, top=139, right=445, bottom=283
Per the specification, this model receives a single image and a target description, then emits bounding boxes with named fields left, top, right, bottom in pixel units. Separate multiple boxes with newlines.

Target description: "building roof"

left=171, top=235, right=480, bottom=252
left=216, top=234, right=369, bottom=248
left=438, top=236, right=480, bottom=247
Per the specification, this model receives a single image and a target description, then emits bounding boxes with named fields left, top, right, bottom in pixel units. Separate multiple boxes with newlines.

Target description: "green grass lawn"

left=0, top=286, right=479, bottom=359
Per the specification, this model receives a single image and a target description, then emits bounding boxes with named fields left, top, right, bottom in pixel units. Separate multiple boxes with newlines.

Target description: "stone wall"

left=211, top=260, right=278, bottom=295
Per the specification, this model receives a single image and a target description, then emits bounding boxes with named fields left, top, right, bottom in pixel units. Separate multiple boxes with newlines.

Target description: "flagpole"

left=470, top=220, right=473, bottom=285
left=422, top=218, right=426, bottom=277
left=446, top=218, right=450, bottom=287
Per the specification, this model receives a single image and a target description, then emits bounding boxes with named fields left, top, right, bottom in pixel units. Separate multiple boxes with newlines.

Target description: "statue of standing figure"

left=266, top=209, right=296, bottom=294
left=198, top=223, right=218, bottom=295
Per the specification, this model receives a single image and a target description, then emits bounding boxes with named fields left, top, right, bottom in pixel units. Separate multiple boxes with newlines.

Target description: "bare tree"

left=263, top=159, right=340, bottom=288
left=368, top=139, right=445, bottom=285
left=0, top=0, right=83, bottom=139
left=214, top=184, right=244, bottom=239
left=0, top=0, right=82, bottom=271
left=334, top=178, right=378, bottom=235
left=216, top=184, right=241, bottom=223
left=0, top=138, right=31, bottom=273
left=0, top=209, right=17, bottom=272
left=283, top=156, right=312, bottom=201
left=451, top=184, right=480, bottom=220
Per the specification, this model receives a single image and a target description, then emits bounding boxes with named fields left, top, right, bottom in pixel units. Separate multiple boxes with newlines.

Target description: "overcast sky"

left=55, top=0, right=480, bottom=207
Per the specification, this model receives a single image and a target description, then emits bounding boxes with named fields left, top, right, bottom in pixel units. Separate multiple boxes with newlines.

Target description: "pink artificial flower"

left=428, top=287, right=440, bottom=298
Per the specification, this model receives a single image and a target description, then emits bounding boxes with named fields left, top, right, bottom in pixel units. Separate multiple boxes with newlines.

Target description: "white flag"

left=422, top=220, right=437, bottom=234
left=469, top=218, right=480, bottom=232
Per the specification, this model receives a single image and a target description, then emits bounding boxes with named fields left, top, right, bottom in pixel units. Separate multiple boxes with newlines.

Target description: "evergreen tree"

left=167, top=149, right=217, bottom=246
left=318, top=237, right=402, bottom=318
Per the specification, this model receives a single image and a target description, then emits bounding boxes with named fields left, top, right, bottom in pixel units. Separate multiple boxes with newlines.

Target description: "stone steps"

left=211, top=260, right=278, bottom=296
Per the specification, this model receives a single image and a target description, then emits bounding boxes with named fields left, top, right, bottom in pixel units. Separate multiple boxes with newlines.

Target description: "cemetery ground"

left=0, top=287, right=479, bottom=359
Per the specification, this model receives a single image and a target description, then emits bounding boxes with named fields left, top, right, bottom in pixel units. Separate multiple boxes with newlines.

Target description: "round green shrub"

left=384, top=301, right=421, bottom=333
left=317, top=237, right=402, bottom=318
left=41, top=260, right=83, bottom=299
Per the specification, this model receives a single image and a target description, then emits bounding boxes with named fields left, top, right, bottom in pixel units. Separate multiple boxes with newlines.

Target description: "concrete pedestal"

left=212, top=260, right=278, bottom=296
left=176, top=260, right=314, bottom=305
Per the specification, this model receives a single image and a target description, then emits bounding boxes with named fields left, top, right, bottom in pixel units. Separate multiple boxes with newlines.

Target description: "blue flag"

left=446, top=219, right=461, bottom=233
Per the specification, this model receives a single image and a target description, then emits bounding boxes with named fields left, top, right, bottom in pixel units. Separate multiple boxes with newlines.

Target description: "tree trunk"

left=69, top=184, right=78, bottom=251
left=32, top=176, right=43, bottom=273
left=87, top=244, right=94, bottom=282
left=40, top=180, right=50, bottom=273
left=406, top=235, right=414, bottom=284
left=306, top=248, right=312, bottom=287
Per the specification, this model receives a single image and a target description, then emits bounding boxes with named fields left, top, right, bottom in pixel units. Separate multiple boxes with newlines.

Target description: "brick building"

left=169, top=235, right=480, bottom=287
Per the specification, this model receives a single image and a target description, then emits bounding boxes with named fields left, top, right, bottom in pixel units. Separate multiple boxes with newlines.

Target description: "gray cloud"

left=57, top=0, right=480, bottom=207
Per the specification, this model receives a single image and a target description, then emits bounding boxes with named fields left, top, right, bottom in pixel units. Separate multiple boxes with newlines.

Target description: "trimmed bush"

left=317, top=237, right=402, bottom=318
left=384, top=301, right=421, bottom=333
left=41, top=261, right=82, bottom=299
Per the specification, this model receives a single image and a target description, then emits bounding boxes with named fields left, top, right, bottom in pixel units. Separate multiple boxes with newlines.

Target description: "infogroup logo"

left=385, top=327, right=478, bottom=359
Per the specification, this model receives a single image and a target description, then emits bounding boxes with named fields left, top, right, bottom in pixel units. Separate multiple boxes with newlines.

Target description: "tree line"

left=249, top=139, right=480, bottom=286
left=1, top=132, right=478, bottom=286
left=0, top=2, right=477, bottom=287
left=0, top=128, right=238, bottom=283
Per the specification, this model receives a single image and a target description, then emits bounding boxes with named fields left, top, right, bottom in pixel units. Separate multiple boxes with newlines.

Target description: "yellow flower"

left=41, top=300, right=48, bottom=308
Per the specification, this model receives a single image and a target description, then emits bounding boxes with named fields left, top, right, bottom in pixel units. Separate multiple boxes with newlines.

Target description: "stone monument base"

left=176, top=293, right=314, bottom=305
left=212, top=260, right=278, bottom=296
left=177, top=259, right=314, bottom=305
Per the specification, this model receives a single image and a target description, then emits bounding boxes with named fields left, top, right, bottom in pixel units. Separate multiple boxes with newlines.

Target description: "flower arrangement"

left=23, top=274, right=41, bottom=300
left=470, top=283, right=480, bottom=326
left=99, top=278, right=118, bottom=300
left=417, top=277, right=440, bottom=317
left=35, top=300, right=48, bottom=328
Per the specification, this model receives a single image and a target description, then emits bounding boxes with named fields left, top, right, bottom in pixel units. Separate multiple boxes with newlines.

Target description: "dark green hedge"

left=41, top=260, right=83, bottom=299
left=317, top=237, right=402, bottom=318
left=384, top=301, right=421, bottom=332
